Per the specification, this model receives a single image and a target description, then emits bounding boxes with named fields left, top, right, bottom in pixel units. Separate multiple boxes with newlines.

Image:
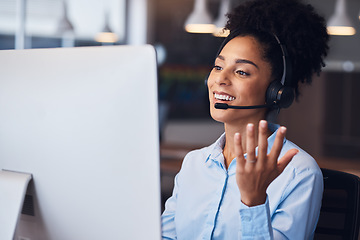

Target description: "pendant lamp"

left=95, top=9, right=118, bottom=43
left=57, top=0, right=74, bottom=35
left=184, top=0, right=215, bottom=33
left=15, top=0, right=27, bottom=49
left=213, top=0, right=231, bottom=37
left=57, top=0, right=75, bottom=47
left=327, top=0, right=356, bottom=36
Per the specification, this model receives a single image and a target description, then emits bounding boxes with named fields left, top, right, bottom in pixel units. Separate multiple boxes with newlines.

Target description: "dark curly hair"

left=222, top=0, right=329, bottom=99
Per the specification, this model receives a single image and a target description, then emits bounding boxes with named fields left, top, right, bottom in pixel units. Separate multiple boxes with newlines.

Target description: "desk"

left=160, top=144, right=360, bottom=176
left=159, top=144, right=360, bottom=207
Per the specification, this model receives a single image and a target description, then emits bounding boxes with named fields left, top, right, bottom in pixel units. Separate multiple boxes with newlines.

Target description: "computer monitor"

left=0, top=45, right=161, bottom=240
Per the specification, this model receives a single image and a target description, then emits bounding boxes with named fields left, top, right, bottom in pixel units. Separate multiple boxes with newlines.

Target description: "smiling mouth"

left=214, top=93, right=236, bottom=101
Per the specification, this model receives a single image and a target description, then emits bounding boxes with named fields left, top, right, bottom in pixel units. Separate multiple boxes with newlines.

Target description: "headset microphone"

left=214, top=102, right=275, bottom=110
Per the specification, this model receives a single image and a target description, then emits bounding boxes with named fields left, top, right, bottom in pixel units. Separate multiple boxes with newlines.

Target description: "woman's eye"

left=236, top=70, right=249, bottom=76
left=213, top=65, right=222, bottom=71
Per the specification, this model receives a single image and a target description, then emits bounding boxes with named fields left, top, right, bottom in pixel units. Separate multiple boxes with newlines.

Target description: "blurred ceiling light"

left=56, top=0, right=74, bottom=35
left=327, top=0, right=356, bottom=36
left=95, top=10, right=118, bottom=43
left=184, top=0, right=215, bottom=33
left=213, top=0, right=231, bottom=37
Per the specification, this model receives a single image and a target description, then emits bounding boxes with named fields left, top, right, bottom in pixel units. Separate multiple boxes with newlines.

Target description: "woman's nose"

left=214, top=70, right=231, bottom=86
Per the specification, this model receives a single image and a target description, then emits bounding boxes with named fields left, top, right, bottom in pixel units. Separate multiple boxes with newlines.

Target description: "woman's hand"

left=235, top=120, right=299, bottom=207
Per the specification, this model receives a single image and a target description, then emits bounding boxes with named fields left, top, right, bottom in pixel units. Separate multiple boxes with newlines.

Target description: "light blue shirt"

left=161, top=123, right=323, bottom=240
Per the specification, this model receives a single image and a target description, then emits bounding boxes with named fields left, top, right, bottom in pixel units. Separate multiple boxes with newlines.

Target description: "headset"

left=266, top=34, right=294, bottom=109
left=211, top=30, right=295, bottom=110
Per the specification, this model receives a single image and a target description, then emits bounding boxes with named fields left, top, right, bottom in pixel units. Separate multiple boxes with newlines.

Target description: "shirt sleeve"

left=239, top=168, right=323, bottom=240
left=239, top=197, right=274, bottom=239
left=161, top=174, right=179, bottom=240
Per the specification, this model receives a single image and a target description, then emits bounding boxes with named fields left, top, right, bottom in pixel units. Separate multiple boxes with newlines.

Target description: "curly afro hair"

left=223, top=0, right=329, bottom=100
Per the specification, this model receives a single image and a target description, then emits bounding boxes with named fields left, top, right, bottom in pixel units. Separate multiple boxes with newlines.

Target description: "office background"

left=0, top=0, right=359, bottom=206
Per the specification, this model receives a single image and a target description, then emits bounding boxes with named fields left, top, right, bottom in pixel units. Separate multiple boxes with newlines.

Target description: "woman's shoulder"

left=282, top=138, right=322, bottom=177
left=182, top=144, right=215, bottom=166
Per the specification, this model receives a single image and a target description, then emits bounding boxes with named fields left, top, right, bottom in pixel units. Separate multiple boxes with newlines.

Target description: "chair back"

left=315, top=168, right=360, bottom=240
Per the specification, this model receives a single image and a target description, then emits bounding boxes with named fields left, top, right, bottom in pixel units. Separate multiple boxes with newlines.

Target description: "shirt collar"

left=205, top=132, right=225, bottom=165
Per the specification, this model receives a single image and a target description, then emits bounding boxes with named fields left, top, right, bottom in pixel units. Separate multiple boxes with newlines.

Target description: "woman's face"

left=207, top=36, right=273, bottom=124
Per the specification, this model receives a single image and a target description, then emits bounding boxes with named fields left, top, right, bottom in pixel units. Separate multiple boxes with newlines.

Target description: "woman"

left=162, top=0, right=329, bottom=239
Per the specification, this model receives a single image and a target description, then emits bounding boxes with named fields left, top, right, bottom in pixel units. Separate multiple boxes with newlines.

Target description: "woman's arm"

left=235, top=120, right=322, bottom=239
left=161, top=175, right=179, bottom=240
left=238, top=166, right=323, bottom=239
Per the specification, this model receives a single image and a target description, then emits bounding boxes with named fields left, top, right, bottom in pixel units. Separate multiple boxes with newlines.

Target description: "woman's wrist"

left=241, top=193, right=267, bottom=207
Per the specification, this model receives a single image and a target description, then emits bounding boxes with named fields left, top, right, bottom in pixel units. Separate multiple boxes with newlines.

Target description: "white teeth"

left=214, top=93, right=235, bottom=101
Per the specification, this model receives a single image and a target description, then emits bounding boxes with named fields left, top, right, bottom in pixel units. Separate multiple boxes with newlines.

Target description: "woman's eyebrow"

left=235, top=59, right=259, bottom=69
left=217, top=55, right=259, bottom=69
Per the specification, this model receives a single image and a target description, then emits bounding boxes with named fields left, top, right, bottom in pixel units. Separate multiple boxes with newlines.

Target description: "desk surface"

left=159, top=144, right=360, bottom=212
left=160, top=144, right=360, bottom=177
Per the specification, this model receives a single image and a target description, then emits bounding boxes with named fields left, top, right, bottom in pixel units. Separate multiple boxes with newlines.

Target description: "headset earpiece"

left=265, top=81, right=294, bottom=108
left=265, top=34, right=295, bottom=109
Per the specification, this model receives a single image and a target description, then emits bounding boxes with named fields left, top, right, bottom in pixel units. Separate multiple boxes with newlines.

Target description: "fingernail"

left=260, top=120, right=267, bottom=128
left=247, top=123, right=254, bottom=131
left=280, top=126, right=287, bottom=134
left=235, top=132, right=240, bottom=140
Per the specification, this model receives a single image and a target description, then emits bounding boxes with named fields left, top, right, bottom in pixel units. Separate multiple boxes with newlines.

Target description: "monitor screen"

left=0, top=45, right=161, bottom=240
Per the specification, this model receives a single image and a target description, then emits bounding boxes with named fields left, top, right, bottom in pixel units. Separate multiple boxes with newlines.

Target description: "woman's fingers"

left=235, top=121, right=298, bottom=207
left=236, top=122, right=295, bottom=172
left=234, top=132, right=245, bottom=168
left=258, top=120, right=268, bottom=165
left=269, top=126, right=298, bottom=173
left=269, top=126, right=287, bottom=161
left=278, top=148, right=299, bottom=172
left=246, top=123, right=256, bottom=164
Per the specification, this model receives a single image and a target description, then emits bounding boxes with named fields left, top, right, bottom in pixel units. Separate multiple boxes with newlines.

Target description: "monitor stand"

left=0, top=170, right=32, bottom=240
